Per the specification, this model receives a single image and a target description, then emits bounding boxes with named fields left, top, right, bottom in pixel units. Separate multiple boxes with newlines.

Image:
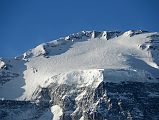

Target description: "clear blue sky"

left=0, top=0, right=159, bottom=57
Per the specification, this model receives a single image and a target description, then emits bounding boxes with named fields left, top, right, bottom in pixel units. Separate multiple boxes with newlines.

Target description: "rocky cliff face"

left=1, top=81, right=159, bottom=120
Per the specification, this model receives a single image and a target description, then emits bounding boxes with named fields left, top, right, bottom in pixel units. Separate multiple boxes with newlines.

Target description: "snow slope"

left=0, top=30, right=159, bottom=100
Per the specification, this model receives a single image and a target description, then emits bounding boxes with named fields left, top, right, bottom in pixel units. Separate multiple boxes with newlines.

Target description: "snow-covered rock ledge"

left=43, top=69, right=104, bottom=89
left=42, top=68, right=158, bottom=89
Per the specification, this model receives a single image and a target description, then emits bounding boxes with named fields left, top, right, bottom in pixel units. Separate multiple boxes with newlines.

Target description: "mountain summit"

left=0, top=30, right=159, bottom=120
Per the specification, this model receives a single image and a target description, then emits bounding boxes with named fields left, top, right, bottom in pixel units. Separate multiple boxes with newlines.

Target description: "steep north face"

left=0, top=30, right=159, bottom=120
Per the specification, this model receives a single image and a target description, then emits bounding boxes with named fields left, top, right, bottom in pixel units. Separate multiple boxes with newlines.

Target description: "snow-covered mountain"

left=0, top=30, right=159, bottom=120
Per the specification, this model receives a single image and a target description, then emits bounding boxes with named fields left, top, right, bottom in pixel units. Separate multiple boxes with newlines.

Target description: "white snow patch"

left=51, top=105, right=63, bottom=120
left=101, top=31, right=107, bottom=39
left=75, top=90, right=87, bottom=101
left=123, top=30, right=134, bottom=37
left=0, top=59, right=5, bottom=69
left=91, top=31, right=96, bottom=38
left=80, top=116, right=84, bottom=120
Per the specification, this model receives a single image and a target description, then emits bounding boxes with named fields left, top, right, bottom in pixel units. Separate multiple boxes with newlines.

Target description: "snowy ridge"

left=16, top=30, right=123, bottom=59
left=16, top=30, right=146, bottom=60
